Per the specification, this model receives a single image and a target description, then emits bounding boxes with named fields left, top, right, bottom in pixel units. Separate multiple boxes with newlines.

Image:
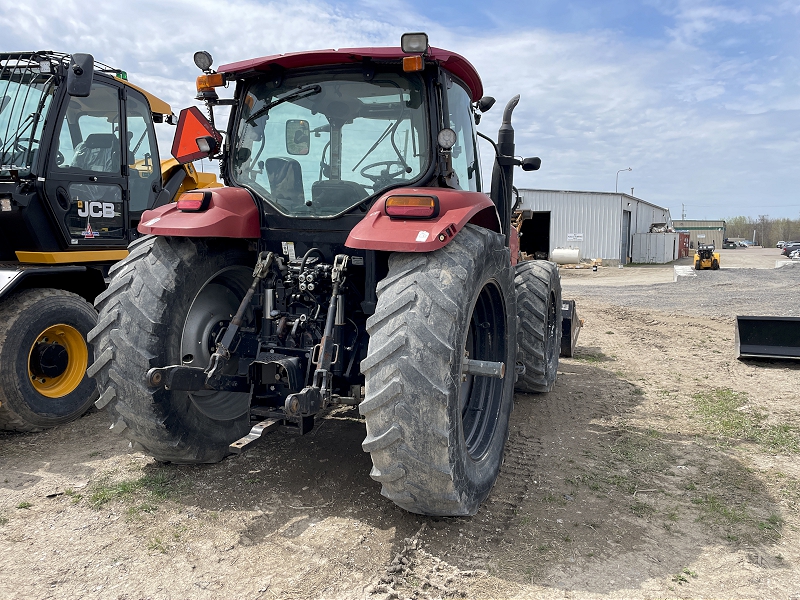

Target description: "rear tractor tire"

left=87, top=235, right=254, bottom=463
left=360, top=225, right=516, bottom=516
left=0, top=289, right=98, bottom=432
left=514, top=260, right=562, bottom=393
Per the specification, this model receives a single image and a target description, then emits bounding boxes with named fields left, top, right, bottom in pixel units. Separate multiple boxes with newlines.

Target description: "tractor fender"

left=345, top=187, right=501, bottom=252
left=138, top=187, right=260, bottom=238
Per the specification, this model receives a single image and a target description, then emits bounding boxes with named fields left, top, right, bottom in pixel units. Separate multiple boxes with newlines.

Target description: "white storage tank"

left=550, top=247, right=581, bottom=265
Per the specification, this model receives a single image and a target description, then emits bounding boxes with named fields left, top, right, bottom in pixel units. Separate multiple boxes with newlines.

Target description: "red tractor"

left=88, top=34, right=562, bottom=516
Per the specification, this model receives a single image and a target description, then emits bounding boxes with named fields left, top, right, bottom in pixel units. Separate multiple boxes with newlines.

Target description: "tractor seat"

left=311, top=180, right=369, bottom=213
left=265, top=157, right=305, bottom=210
left=71, top=133, right=120, bottom=173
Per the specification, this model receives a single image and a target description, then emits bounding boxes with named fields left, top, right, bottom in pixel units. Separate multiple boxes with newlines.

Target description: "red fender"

left=345, top=187, right=501, bottom=252
left=138, top=187, right=260, bottom=238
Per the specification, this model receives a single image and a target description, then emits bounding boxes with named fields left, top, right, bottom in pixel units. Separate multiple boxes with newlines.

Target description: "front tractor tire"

left=360, top=225, right=516, bottom=516
left=514, top=260, right=562, bottom=393
left=87, top=235, right=254, bottom=463
left=0, top=289, right=98, bottom=432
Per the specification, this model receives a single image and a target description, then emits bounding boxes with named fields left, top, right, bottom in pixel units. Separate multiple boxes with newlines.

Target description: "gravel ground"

left=563, top=265, right=800, bottom=318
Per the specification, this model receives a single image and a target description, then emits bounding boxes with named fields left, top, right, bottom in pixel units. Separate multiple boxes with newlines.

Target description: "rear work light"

left=176, top=191, right=212, bottom=212
left=385, top=195, right=439, bottom=219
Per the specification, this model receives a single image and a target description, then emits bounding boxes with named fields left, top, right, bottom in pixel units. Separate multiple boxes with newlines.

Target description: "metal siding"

left=518, top=190, right=672, bottom=262
left=519, top=190, right=620, bottom=260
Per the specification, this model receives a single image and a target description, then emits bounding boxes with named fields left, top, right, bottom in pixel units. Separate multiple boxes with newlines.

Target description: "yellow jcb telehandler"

left=0, top=51, right=218, bottom=431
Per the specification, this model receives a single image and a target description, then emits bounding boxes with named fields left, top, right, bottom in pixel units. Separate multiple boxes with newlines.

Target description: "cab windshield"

left=0, top=57, right=55, bottom=175
left=232, top=69, right=429, bottom=218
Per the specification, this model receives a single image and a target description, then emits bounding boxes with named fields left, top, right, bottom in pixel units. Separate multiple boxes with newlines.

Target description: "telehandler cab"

left=89, top=34, right=563, bottom=516
left=0, top=51, right=217, bottom=431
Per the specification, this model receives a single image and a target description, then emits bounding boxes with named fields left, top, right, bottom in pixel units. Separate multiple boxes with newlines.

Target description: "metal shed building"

left=671, top=220, right=726, bottom=250
left=516, top=189, right=673, bottom=265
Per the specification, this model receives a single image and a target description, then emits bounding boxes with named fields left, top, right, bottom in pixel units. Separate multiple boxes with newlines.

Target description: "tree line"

left=725, top=215, right=800, bottom=247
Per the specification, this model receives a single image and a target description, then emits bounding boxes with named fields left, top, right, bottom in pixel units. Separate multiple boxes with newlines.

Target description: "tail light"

left=385, top=195, right=439, bottom=219
left=176, top=191, right=212, bottom=212
left=196, top=72, right=224, bottom=93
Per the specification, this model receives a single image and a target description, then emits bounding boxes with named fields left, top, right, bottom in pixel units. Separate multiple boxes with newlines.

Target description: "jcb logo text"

left=78, top=202, right=116, bottom=219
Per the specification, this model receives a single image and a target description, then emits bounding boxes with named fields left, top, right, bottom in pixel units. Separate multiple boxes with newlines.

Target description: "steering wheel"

left=359, top=160, right=409, bottom=184
left=3, top=137, right=37, bottom=164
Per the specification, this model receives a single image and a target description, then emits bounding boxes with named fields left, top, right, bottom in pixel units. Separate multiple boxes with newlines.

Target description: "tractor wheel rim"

left=459, top=280, right=506, bottom=461
left=180, top=266, right=251, bottom=421
left=28, top=324, right=88, bottom=398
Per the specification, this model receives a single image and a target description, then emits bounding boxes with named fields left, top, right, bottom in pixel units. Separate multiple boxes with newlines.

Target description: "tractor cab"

left=165, top=34, right=538, bottom=241
left=0, top=51, right=207, bottom=262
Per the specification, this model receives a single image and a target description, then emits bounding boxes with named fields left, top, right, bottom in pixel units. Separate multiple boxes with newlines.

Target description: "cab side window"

left=126, top=92, right=160, bottom=213
left=53, top=83, right=121, bottom=174
left=445, top=77, right=481, bottom=192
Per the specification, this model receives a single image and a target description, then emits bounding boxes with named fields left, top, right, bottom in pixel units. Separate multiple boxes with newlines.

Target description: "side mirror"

left=67, top=54, right=94, bottom=97
left=477, top=96, right=496, bottom=112
left=522, top=157, right=541, bottom=171
left=286, top=120, right=310, bottom=155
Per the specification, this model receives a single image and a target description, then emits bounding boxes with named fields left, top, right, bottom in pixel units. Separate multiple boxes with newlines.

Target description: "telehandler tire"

left=360, top=225, right=516, bottom=516
left=87, top=235, right=254, bottom=463
left=514, top=260, right=562, bottom=393
left=0, top=289, right=98, bottom=432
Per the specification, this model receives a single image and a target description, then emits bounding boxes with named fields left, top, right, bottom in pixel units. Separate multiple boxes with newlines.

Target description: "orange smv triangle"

left=171, top=106, right=223, bottom=164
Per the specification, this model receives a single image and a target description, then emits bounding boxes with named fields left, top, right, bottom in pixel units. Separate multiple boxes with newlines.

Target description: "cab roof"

left=218, top=47, right=483, bottom=101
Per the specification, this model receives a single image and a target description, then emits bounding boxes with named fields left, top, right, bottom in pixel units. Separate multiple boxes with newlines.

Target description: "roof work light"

left=401, top=32, right=429, bottom=54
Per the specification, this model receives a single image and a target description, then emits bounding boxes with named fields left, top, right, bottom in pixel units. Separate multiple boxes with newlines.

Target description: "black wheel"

left=360, top=225, right=516, bottom=516
left=514, top=260, right=562, bottom=393
left=712, top=259, right=719, bottom=270
left=87, top=235, right=254, bottom=463
left=695, top=260, right=701, bottom=270
left=0, top=289, right=98, bottom=432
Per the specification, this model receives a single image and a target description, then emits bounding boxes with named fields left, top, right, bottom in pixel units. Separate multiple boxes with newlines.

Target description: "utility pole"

left=681, top=203, right=686, bottom=220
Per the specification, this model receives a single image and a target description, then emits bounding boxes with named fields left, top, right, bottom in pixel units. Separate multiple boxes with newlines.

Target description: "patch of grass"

left=89, top=471, right=172, bottom=509
left=630, top=501, right=656, bottom=518
left=16, top=501, right=31, bottom=509
left=672, top=567, right=698, bottom=585
left=574, top=351, right=609, bottom=364
left=691, top=494, right=747, bottom=525
left=64, top=488, right=82, bottom=504
left=0, top=515, right=8, bottom=525
left=693, top=388, right=800, bottom=453
left=758, top=513, right=783, bottom=532
left=147, top=537, right=167, bottom=554
left=126, top=503, right=158, bottom=518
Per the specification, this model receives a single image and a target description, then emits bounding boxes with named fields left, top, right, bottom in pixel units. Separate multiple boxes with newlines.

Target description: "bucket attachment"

left=561, top=299, right=582, bottom=358
left=736, top=316, right=800, bottom=360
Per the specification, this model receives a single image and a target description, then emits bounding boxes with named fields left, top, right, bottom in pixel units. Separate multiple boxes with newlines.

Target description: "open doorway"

left=519, top=211, right=551, bottom=259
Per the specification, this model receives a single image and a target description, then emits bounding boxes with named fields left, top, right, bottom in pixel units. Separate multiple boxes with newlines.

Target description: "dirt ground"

left=1, top=251, right=799, bottom=600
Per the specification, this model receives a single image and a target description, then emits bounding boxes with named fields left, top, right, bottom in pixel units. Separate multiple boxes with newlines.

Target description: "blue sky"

left=3, top=0, right=799, bottom=219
